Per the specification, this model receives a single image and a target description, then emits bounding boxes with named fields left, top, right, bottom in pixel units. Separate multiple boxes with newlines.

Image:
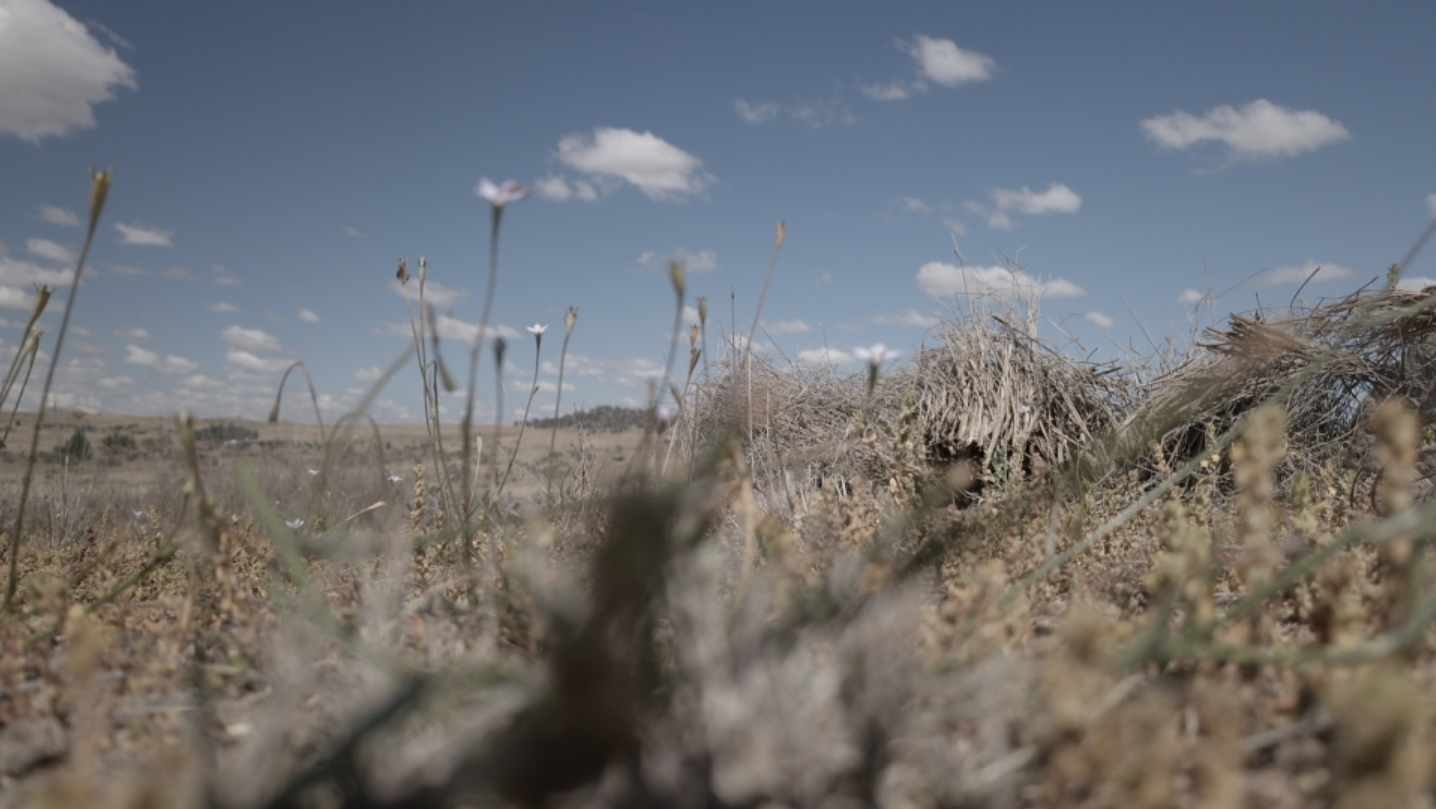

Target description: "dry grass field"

left=7, top=175, right=1436, bottom=808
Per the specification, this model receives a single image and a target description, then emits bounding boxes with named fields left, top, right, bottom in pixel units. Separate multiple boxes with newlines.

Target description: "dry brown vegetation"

left=9, top=175, right=1436, bottom=807
left=7, top=283, right=1436, bottom=808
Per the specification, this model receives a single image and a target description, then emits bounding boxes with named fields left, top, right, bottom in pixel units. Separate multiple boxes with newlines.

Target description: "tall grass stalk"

left=460, top=180, right=528, bottom=556
left=546, top=307, right=578, bottom=505
left=741, top=221, right=786, bottom=441
left=5, top=170, right=110, bottom=615
left=497, top=326, right=545, bottom=497
left=269, top=361, right=328, bottom=443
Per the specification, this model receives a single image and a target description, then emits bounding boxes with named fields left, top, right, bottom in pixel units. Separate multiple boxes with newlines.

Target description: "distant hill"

left=523, top=405, right=651, bottom=433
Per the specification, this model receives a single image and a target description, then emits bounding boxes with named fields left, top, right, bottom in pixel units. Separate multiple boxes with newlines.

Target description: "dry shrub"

left=687, top=295, right=1131, bottom=513
left=1107, top=285, right=1436, bottom=494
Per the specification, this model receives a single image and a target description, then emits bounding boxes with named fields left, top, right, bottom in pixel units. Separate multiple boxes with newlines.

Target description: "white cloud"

left=26, top=237, right=73, bottom=264
left=221, top=325, right=282, bottom=352
left=917, top=262, right=1085, bottom=299
left=1084, top=312, right=1116, bottom=329
left=1179, top=288, right=1213, bottom=305
left=39, top=205, right=80, bottom=227
left=861, top=82, right=911, bottom=101
left=1141, top=99, right=1351, bottom=161
left=0, top=255, right=73, bottom=286
left=353, top=366, right=383, bottom=383
left=1397, top=276, right=1436, bottom=292
left=734, top=98, right=779, bottom=124
left=539, top=352, right=663, bottom=389
left=971, top=183, right=1082, bottom=229
left=297, top=308, right=319, bottom=323
left=903, top=35, right=995, bottom=87
left=114, top=222, right=173, bottom=246
left=1257, top=261, right=1354, bottom=286
left=991, top=184, right=1082, bottom=216
left=390, top=277, right=464, bottom=307
left=225, top=350, right=290, bottom=374
left=209, top=301, right=237, bottom=313
left=899, top=196, right=932, bottom=214
left=212, top=265, right=241, bottom=286
left=735, top=96, right=853, bottom=129
left=124, top=344, right=198, bottom=374
left=871, top=308, right=939, bottom=328
left=638, top=247, right=718, bottom=273
left=798, top=347, right=853, bottom=366
left=0, top=0, right=136, bottom=142
left=344, top=225, right=365, bottom=238
left=789, top=97, right=855, bottom=129
left=534, top=173, right=599, bottom=202
left=114, top=327, right=149, bottom=340
left=555, top=127, right=713, bottom=201
left=0, top=286, right=33, bottom=309
left=761, top=318, right=811, bottom=335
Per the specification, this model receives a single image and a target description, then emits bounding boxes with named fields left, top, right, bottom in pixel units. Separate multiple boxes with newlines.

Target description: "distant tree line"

left=523, top=405, right=650, bottom=433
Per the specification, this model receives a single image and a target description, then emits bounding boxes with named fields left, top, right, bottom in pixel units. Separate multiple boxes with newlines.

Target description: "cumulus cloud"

left=761, top=318, right=812, bottom=335
left=917, top=262, right=1085, bottom=299
left=1397, top=276, right=1436, bottom=292
left=1257, top=261, right=1354, bottom=286
left=39, top=205, right=79, bottom=227
left=353, top=366, right=384, bottom=383
left=871, top=308, right=939, bottom=328
left=903, top=35, right=995, bottom=87
left=389, top=277, right=464, bottom=307
left=734, top=99, right=779, bottom=124
left=1179, top=288, right=1214, bottom=305
left=26, top=237, right=73, bottom=264
left=974, top=183, right=1082, bottom=229
left=225, top=350, right=290, bottom=374
left=0, top=255, right=73, bottom=286
left=798, top=347, right=853, bottom=366
left=0, top=286, right=34, bottom=309
left=343, top=225, right=365, bottom=239
left=124, top=344, right=198, bottom=374
left=0, top=0, right=136, bottom=142
left=554, top=127, right=713, bottom=201
left=209, top=302, right=238, bottom=313
left=115, top=222, right=173, bottom=246
left=637, top=248, right=718, bottom=273
left=533, top=173, right=599, bottom=202
left=538, top=352, right=663, bottom=390
left=1084, top=312, right=1116, bottom=329
left=211, top=266, right=241, bottom=286
left=297, top=308, right=319, bottom=323
left=1141, top=99, right=1351, bottom=161
left=114, top=327, right=149, bottom=340
left=221, top=325, right=282, bottom=352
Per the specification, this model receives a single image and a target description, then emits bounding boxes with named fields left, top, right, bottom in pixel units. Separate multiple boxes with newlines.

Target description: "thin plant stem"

left=5, top=170, right=110, bottom=615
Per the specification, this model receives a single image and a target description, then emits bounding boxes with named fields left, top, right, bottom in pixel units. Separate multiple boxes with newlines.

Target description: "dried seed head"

left=396, top=258, right=409, bottom=286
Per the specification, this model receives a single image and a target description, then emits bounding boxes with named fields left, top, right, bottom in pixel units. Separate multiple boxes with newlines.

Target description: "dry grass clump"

left=909, top=297, right=1132, bottom=490
left=1109, top=284, right=1436, bottom=498
left=687, top=296, right=1130, bottom=516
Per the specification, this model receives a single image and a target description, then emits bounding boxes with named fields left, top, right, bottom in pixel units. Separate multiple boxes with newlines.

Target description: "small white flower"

left=527, top=323, right=548, bottom=335
left=131, top=509, right=146, bottom=520
left=285, top=518, right=304, bottom=530
left=387, top=474, right=403, bottom=484
left=656, top=404, right=680, bottom=422
left=476, top=178, right=530, bottom=207
left=307, top=468, right=320, bottom=476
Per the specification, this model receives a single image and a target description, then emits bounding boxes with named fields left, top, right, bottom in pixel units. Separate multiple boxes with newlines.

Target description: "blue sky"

left=2, top=1, right=1434, bottom=423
